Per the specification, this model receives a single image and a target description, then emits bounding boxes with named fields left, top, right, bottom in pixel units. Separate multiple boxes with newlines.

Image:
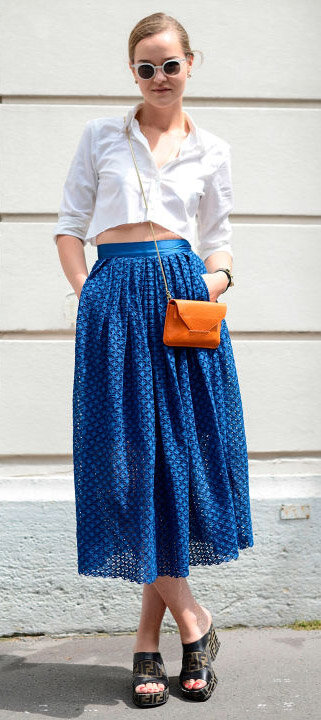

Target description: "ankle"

left=133, top=643, right=159, bottom=654
left=133, top=630, right=160, bottom=654
left=178, top=605, right=212, bottom=644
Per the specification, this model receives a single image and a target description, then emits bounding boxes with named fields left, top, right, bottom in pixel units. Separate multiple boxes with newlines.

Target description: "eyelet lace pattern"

left=73, top=246, right=254, bottom=583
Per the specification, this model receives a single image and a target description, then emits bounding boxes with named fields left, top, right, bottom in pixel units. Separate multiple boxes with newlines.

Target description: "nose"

left=153, top=66, right=167, bottom=81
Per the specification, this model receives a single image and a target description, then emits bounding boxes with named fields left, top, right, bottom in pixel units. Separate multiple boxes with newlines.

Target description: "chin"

left=148, top=91, right=179, bottom=105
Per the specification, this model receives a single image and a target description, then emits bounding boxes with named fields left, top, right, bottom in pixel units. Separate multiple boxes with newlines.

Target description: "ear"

left=187, top=54, right=194, bottom=73
left=128, top=61, right=137, bottom=82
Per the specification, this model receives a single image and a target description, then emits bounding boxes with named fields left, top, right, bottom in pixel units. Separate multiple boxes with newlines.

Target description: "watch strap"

left=212, top=267, right=234, bottom=292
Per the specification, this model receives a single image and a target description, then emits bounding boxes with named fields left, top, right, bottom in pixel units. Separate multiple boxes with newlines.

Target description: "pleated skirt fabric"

left=73, top=238, right=254, bottom=584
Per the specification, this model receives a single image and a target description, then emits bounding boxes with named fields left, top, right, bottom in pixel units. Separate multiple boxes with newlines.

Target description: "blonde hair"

left=128, top=12, right=203, bottom=66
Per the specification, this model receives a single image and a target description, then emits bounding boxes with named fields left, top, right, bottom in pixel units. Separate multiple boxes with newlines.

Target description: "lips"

left=153, top=89, right=170, bottom=92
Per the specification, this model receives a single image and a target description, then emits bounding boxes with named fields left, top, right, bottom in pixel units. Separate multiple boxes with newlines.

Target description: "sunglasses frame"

left=131, top=57, right=188, bottom=80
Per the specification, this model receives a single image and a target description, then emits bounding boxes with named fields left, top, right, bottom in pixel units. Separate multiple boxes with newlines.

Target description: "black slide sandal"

left=132, top=651, right=169, bottom=707
left=179, top=622, right=221, bottom=702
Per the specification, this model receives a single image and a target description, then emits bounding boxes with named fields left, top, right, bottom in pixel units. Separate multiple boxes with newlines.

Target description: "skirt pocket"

left=77, top=257, right=109, bottom=311
left=190, top=252, right=211, bottom=302
left=78, top=274, right=90, bottom=303
left=199, top=271, right=211, bottom=302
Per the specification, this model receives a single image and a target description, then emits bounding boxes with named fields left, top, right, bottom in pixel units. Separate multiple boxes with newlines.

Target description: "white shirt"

left=52, top=101, right=234, bottom=261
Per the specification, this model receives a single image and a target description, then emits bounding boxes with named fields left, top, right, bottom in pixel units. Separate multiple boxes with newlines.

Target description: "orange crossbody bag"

left=124, top=119, right=227, bottom=349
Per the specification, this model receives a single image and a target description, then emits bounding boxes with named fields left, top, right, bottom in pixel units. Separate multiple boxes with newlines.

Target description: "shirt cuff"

left=52, top=218, right=87, bottom=244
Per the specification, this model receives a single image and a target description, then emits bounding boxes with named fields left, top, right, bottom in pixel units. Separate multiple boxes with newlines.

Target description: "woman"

left=53, top=12, right=254, bottom=708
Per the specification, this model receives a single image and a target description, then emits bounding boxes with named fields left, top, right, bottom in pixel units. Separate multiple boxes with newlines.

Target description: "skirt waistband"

left=97, top=238, right=192, bottom=259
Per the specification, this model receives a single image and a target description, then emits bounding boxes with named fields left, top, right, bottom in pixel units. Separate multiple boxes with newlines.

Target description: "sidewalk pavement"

left=0, top=627, right=320, bottom=719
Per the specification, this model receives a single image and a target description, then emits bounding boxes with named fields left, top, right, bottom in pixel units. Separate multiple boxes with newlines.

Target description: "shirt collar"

left=122, top=101, right=204, bottom=152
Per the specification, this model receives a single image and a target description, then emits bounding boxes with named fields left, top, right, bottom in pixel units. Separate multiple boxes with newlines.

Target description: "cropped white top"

left=52, top=101, right=234, bottom=262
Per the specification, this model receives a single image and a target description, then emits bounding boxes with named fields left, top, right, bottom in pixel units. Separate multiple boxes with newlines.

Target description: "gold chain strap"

left=124, top=117, right=172, bottom=302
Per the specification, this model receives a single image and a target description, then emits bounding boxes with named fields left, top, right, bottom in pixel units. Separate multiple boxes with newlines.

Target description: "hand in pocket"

left=78, top=276, right=89, bottom=301
left=201, top=273, right=228, bottom=302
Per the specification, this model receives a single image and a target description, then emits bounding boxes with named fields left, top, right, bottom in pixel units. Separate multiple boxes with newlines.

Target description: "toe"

left=193, top=679, right=207, bottom=689
left=183, top=678, right=207, bottom=689
left=145, top=682, right=156, bottom=692
left=136, top=680, right=165, bottom=693
left=183, top=679, right=194, bottom=688
left=136, top=684, right=148, bottom=693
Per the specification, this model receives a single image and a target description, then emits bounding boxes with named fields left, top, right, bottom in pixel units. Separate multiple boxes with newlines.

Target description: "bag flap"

left=171, top=299, right=227, bottom=331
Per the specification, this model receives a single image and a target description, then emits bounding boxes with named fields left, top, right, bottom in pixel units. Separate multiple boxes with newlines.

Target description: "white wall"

left=1, top=0, right=321, bottom=634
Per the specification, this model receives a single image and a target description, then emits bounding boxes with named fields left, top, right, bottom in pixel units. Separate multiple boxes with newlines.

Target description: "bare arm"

left=56, top=235, right=89, bottom=300
left=202, top=250, right=233, bottom=300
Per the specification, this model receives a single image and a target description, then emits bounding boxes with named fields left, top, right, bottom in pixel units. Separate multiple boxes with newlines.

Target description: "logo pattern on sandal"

left=133, top=659, right=165, bottom=676
left=132, top=654, right=169, bottom=707
left=137, top=688, right=170, bottom=706
left=181, top=649, right=211, bottom=671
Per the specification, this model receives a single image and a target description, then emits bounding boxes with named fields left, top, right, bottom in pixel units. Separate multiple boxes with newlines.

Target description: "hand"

left=201, top=272, right=229, bottom=302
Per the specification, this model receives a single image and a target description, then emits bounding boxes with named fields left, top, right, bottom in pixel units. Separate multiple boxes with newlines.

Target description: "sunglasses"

left=131, top=57, right=188, bottom=80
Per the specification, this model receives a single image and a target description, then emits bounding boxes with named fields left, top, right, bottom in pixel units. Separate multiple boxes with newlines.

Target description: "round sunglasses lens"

left=164, top=60, right=181, bottom=75
left=138, top=64, right=154, bottom=79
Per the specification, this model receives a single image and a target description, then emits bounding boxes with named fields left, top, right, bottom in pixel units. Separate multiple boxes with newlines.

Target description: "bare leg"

left=133, top=582, right=167, bottom=694
left=133, top=576, right=213, bottom=693
left=153, top=575, right=213, bottom=690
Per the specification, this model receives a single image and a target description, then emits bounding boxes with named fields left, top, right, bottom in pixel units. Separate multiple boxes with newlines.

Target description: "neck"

left=136, top=101, right=189, bottom=134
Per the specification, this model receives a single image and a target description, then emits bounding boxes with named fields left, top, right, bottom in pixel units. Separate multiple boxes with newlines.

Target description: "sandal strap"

left=181, top=648, right=212, bottom=672
left=133, top=651, right=168, bottom=688
left=179, top=666, right=213, bottom=684
left=133, top=655, right=166, bottom=677
left=179, top=647, right=214, bottom=688
left=181, top=624, right=213, bottom=653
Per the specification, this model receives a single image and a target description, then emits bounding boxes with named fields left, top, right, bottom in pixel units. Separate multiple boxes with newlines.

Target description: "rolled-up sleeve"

left=52, top=120, right=98, bottom=245
left=196, top=144, right=234, bottom=262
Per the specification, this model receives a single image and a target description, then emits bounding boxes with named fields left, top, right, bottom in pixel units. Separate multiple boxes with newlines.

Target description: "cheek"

left=178, top=74, right=188, bottom=87
left=168, top=77, right=186, bottom=94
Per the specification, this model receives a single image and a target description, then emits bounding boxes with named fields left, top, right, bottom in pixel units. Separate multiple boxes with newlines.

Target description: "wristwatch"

left=213, top=267, right=234, bottom=292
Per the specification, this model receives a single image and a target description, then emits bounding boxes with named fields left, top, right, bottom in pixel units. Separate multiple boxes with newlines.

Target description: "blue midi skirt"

left=73, top=237, right=254, bottom=584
